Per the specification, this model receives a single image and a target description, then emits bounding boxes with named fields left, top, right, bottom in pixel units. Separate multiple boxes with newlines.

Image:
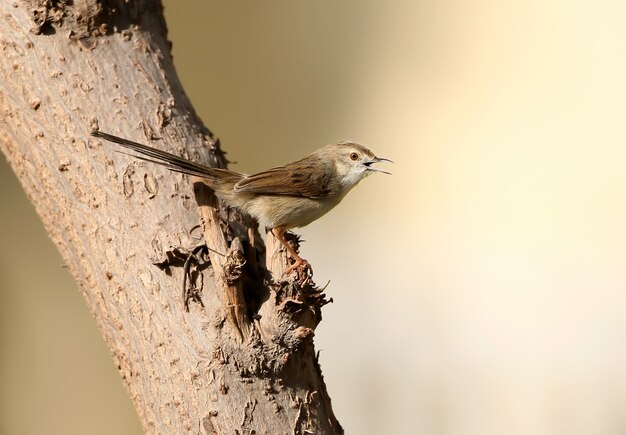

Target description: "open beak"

left=364, top=157, right=393, bottom=175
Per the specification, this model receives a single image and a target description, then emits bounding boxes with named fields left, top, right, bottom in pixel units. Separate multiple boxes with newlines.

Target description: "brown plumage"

left=91, top=130, right=391, bottom=274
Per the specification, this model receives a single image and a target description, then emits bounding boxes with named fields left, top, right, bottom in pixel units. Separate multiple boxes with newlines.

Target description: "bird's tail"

left=90, top=130, right=239, bottom=182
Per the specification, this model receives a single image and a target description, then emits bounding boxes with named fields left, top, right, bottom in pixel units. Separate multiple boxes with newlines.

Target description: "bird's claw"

left=283, top=258, right=313, bottom=284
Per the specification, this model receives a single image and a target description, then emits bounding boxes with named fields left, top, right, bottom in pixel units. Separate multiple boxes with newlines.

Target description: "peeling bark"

left=0, top=1, right=342, bottom=433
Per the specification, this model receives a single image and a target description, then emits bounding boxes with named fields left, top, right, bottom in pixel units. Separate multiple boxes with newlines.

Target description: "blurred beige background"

left=3, top=1, right=626, bottom=434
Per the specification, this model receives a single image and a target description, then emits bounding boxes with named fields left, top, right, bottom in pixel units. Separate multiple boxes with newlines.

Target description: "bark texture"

left=0, top=1, right=341, bottom=433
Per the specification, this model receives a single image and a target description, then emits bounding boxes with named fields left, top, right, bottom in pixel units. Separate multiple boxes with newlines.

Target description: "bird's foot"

left=283, top=257, right=313, bottom=284
left=283, top=257, right=309, bottom=275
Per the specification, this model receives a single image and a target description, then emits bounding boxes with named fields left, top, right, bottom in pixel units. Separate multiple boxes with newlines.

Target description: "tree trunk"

left=0, top=1, right=341, bottom=433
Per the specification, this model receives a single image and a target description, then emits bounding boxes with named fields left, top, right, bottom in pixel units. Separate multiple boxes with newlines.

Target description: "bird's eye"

left=349, top=152, right=359, bottom=161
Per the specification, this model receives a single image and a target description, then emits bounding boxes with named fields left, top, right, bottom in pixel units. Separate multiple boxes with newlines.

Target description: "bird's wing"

left=234, top=161, right=336, bottom=199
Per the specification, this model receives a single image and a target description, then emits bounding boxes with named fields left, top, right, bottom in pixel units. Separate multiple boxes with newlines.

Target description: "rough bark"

left=0, top=1, right=341, bottom=434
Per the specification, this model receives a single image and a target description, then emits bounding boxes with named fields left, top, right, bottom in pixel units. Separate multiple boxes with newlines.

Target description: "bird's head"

left=322, top=141, right=392, bottom=189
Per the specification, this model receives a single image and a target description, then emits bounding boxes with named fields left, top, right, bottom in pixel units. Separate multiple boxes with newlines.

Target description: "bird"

left=90, top=130, right=392, bottom=275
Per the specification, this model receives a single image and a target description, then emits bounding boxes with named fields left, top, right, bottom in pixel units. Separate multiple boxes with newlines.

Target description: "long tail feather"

left=90, top=130, right=233, bottom=180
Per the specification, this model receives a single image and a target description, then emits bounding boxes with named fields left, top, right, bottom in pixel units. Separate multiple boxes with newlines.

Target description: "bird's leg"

left=271, top=227, right=309, bottom=276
